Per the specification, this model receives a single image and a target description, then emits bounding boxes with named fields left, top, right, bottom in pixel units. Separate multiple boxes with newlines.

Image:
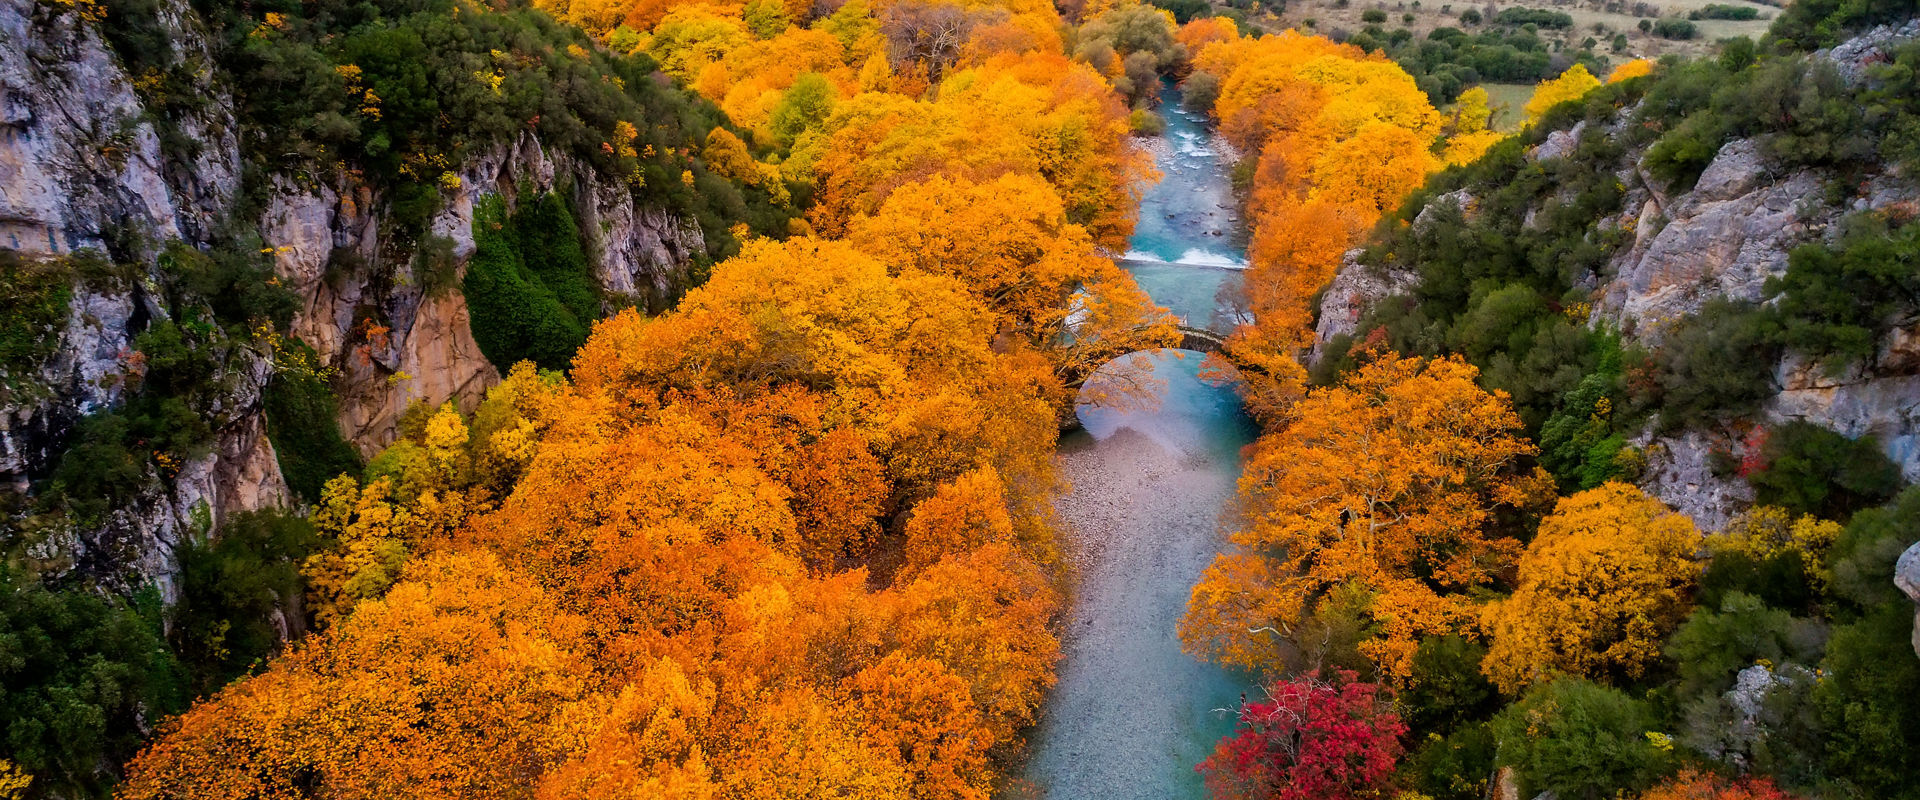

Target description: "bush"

left=1402, top=635, right=1501, bottom=735
left=263, top=340, right=362, bottom=504
left=1697, top=547, right=1818, bottom=613
left=1405, top=723, right=1496, bottom=800
left=171, top=511, right=319, bottom=694
left=461, top=194, right=599, bottom=372
left=1689, top=3, right=1761, bottom=19
left=1128, top=107, right=1166, bottom=135
left=1812, top=602, right=1920, bottom=797
left=1767, top=0, right=1918, bottom=50
left=1663, top=592, right=1815, bottom=700
left=45, top=316, right=234, bottom=523
left=1183, top=71, right=1221, bottom=113
left=1363, top=8, right=1389, bottom=23
left=1494, top=7, right=1574, bottom=28
left=1149, top=0, right=1213, bottom=23
left=0, top=567, right=183, bottom=797
left=1768, top=215, right=1920, bottom=365
left=1645, top=112, right=1726, bottom=189
left=1490, top=679, right=1670, bottom=800
left=1643, top=298, right=1780, bottom=429
left=1652, top=17, right=1699, bottom=39
left=0, top=252, right=73, bottom=394
left=1744, top=421, right=1901, bottom=520
left=156, top=241, right=298, bottom=335
left=1825, top=486, right=1920, bottom=610
left=1537, top=360, right=1635, bottom=491
left=1720, top=35, right=1757, bottom=70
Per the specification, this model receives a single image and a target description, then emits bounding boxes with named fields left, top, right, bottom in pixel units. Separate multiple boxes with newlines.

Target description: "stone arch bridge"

left=1173, top=324, right=1226, bottom=354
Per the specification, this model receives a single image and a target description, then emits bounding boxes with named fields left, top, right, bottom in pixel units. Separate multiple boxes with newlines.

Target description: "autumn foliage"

left=1637, top=770, right=1797, bottom=800
left=1196, top=671, right=1407, bottom=800
left=1480, top=482, right=1701, bottom=694
left=1174, top=27, right=1475, bottom=363
left=1181, top=354, right=1551, bottom=681
left=124, top=234, right=1075, bottom=798
left=118, top=0, right=1181, bottom=792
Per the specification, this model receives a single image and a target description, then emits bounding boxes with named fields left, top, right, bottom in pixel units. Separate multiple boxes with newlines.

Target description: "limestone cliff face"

left=0, top=0, right=278, bottom=596
left=0, top=0, right=704, bottom=592
left=1310, top=23, right=1920, bottom=531
left=260, top=134, right=704, bottom=451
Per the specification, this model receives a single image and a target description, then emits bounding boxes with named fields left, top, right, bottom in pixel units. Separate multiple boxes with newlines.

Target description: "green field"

left=1480, top=82, right=1537, bottom=131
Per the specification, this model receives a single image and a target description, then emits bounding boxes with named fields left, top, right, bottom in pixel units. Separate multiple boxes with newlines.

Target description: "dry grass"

left=1243, top=0, right=1772, bottom=65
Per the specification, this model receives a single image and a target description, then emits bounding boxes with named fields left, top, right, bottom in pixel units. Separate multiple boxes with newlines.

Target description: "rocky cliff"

left=0, top=0, right=707, bottom=594
left=1313, top=21, right=1920, bottom=532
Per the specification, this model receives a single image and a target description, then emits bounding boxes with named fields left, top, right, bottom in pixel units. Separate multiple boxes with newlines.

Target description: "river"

left=1021, top=84, right=1259, bottom=799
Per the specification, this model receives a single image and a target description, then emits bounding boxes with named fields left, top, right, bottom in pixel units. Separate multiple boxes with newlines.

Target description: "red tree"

left=1197, top=671, right=1406, bottom=800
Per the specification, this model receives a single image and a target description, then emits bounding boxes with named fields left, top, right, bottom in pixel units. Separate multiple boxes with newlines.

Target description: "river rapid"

left=1021, top=85, right=1259, bottom=799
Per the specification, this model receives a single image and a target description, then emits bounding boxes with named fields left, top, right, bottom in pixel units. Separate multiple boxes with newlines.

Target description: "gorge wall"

left=0, top=0, right=706, bottom=595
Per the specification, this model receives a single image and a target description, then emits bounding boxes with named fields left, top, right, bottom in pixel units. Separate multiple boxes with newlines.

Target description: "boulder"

left=1898, top=542, right=1920, bottom=659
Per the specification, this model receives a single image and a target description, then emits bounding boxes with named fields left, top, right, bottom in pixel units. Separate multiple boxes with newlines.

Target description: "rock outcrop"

left=1897, top=542, right=1920, bottom=658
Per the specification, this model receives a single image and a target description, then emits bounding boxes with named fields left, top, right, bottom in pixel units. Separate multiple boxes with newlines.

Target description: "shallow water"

left=1118, top=84, right=1249, bottom=335
left=1023, top=82, right=1258, bottom=800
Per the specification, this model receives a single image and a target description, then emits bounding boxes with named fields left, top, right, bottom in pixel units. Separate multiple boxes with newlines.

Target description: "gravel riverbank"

left=1023, top=354, right=1255, bottom=800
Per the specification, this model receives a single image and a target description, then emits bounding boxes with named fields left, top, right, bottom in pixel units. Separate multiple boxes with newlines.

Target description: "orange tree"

left=1181, top=354, right=1551, bottom=681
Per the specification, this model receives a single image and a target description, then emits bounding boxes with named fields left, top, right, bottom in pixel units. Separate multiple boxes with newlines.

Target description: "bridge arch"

left=1172, top=325, right=1225, bottom=355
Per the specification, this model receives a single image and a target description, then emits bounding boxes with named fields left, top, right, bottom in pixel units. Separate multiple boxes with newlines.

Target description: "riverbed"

left=1021, top=83, right=1258, bottom=799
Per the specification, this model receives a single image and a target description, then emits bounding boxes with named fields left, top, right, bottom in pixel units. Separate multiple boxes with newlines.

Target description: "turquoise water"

left=1119, top=83, right=1249, bottom=334
left=1024, top=82, right=1258, bottom=800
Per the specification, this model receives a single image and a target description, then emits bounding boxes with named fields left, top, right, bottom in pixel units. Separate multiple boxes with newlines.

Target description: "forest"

left=0, top=0, right=1915, bottom=798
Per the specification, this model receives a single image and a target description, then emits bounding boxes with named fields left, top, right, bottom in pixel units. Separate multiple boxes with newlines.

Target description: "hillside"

left=0, top=0, right=796, bottom=594
left=1286, top=13, right=1920, bottom=799
left=1313, top=17, right=1920, bottom=527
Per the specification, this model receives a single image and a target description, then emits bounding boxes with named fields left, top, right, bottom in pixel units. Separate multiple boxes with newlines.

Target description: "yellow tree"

left=1523, top=63, right=1601, bottom=124
left=1706, top=506, right=1840, bottom=596
left=1480, top=482, right=1701, bottom=694
left=716, top=687, right=912, bottom=800
left=303, top=475, right=412, bottom=628
left=844, top=653, right=995, bottom=800
left=901, top=467, right=1016, bottom=575
left=538, top=658, right=719, bottom=800
left=1607, top=58, right=1656, bottom=83
left=1441, top=86, right=1505, bottom=164
left=885, top=542, right=1060, bottom=741
left=846, top=173, right=1177, bottom=402
left=1181, top=354, right=1550, bottom=680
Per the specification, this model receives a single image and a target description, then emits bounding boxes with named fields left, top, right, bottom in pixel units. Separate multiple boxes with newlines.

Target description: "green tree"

left=1489, top=679, right=1669, bottom=800
left=769, top=73, right=837, bottom=150
left=1746, top=422, right=1901, bottom=521
left=0, top=569, right=182, bottom=796
left=171, top=511, right=319, bottom=695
